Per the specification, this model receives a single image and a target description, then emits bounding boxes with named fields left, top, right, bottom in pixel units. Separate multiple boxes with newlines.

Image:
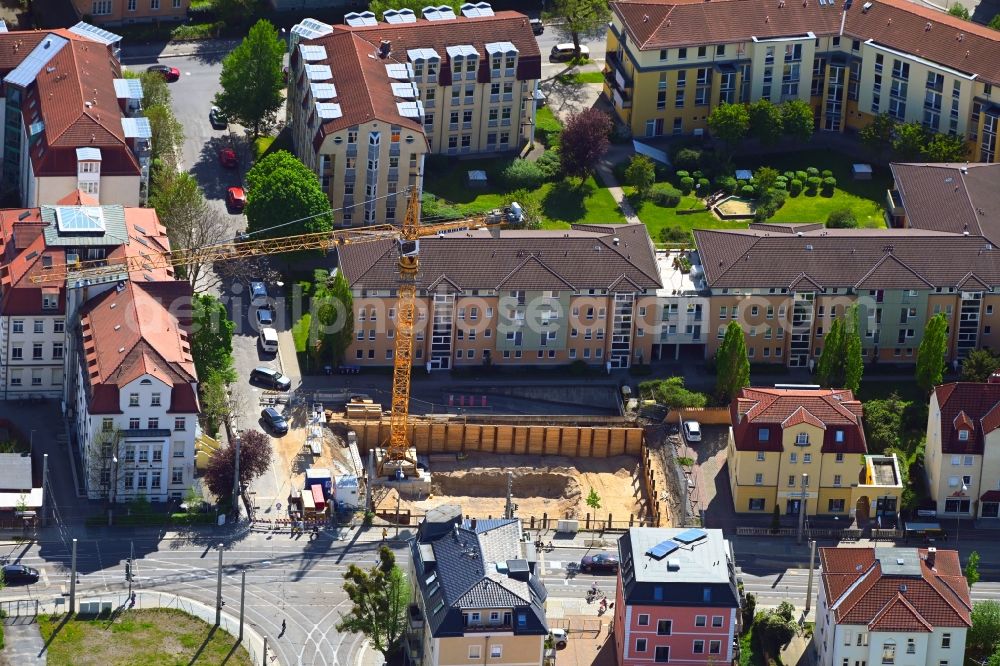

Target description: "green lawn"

left=38, top=609, right=252, bottom=666
left=736, top=151, right=891, bottom=227
left=624, top=188, right=749, bottom=244
left=554, top=70, right=605, bottom=85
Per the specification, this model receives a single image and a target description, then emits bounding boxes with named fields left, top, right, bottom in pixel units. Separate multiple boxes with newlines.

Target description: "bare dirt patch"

left=376, top=453, right=649, bottom=524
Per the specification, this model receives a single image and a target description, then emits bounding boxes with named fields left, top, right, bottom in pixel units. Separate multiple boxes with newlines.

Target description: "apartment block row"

left=604, top=0, right=1000, bottom=162
left=286, top=7, right=541, bottom=227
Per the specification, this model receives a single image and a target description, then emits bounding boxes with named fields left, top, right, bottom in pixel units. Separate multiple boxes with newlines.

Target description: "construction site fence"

left=735, top=526, right=905, bottom=540
left=341, top=418, right=644, bottom=458
left=668, top=407, right=732, bottom=425
left=640, top=446, right=664, bottom=528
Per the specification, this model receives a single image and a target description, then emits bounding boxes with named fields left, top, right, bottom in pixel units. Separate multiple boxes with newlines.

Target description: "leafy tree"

left=844, top=305, right=863, bottom=394
left=826, top=207, right=858, bottom=228
left=707, top=102, right=751, bottom=150
left=969, top=601, right=1000, bottom=661
left=559, top=108, right=611, bottom=180
left=991, top=13, right=1000, bottom=30
left=145, top=104, right=183, bottom=166
left=199, top=372, right=229, bottom=435
left=948, top=3, right=970, bottom=19
left=204, top=430, right=272, bottom=500
left=892, top=122, right=928, bottom=160
left=816, top=316, right=845, bottom=388
left=780, top=99, right=815, bottom=142
left=990, top=644, right=1000, bottom=666
left=962, top=349, right=1000, bottom=382
left=149, top=170, right=229, bottom=291
left=246, top=150, right=333, bottom=239
left=716, top=321, right=750, bottom=401
left=741, top=593, right=757, bottom=633
left=191, top=294, right=237, bottom=384
left=215, top=19, right=285, bottom=138
left=311, top=269, right=354, bottom=366
left=863, top=393, right=905, bottom=454
left=757, top=610, right=797, bottom=653
left=770, top=505, right=781, bottom=532
left=550, top=0, right=610, bottom=57
left=638, top=377, right=707, bottom=409
left=625, top=154, right=656, bottom=199
left=753, top=166, right=780, bottom=194
left=922, top=132, right=968, bottom=162
left=966, top=550, right=981, bottom=586
left=586, top=489, right=602, bottom=509
left=916, top=313, right=949, bottom=392
left=748, top=99, right=784, bottom=145
left=215, top=0, right=261, bottom=25
left=337, top=546, right=410, bottom=661
left=860, top=113, right=897, bottom=157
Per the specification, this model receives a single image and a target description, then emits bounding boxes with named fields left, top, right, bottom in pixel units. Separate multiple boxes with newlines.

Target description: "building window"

left=490, top=645, right=502, bottom=659
left=754, top=473, right=763, bottom=485
left=129, top=393, right=139, bottom=407
left=709, top=640, right=721, bottom=655
left=695, top=615, right=706, bottom=627
left=796, top=432, right=809, bottom=445
left=103, top=418, right=114, bottom=432
left=172, top=467, right=183, bottom=484
left=137, top=446, right=148, bottom=462
left=10, top=346, right=21, bottom=360
left=129, top=418, right=140, bottom=430
left=655, top=646, right=669, bottom=663
left=829, top=499, right=845, bottom=512
left=148, top=418, right=159, bottom=430
left=657, top=620, right=672, bottom=635
left=92, top=0, right=112, bottom=14
left=53, top=343, right=63, bottom=360
left=712, top=616, right=723, bottom=627
left=882, top=641, right=896, bottom=664
left=150, top=0, right=159, bottom=9
left=756, top=451, right=765, bottom=461
left=32, top=343, right=43, bottom=360
left=638, top=614, right=649, bottom=626
left=33, top=320, right=43, bottom=334
left=635, top=638, right=647, bottom=653
left=151, top=393, right=161, bottom=407
left=152, top=447, right=162, bottom=462
left=693, top=640, right=705, bottom=654
left=469, top=646, right=481, bottom=659
left=749, top=498, right=765, bottom=511
left=942, top=634, right=951, bottom=649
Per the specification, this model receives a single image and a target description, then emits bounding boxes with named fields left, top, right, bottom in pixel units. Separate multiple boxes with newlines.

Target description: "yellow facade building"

left=727, top=387, right=902, bottom=522
left=605, top=0, right=1000, bottom=161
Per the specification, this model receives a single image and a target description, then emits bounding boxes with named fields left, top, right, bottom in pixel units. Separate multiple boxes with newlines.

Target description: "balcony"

left=604, top=51, right=634, bottom=89
left=408, top=603, right=424, bottom=631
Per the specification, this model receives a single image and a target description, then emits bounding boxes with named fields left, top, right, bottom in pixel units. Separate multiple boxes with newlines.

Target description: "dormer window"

left=958, top=430, right=970, bottom=441
left=795, top=432, right=809, bottom=445
left=758, top=428, right=769, bottom=442
left=835, top=430, right=845, bottom=443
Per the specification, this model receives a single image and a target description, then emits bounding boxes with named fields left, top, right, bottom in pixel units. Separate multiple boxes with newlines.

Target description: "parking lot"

left=677, top=423, right=734, bottom=528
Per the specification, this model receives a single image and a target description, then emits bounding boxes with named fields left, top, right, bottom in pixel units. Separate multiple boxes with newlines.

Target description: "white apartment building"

left=816, top=547, right=971, bottom=666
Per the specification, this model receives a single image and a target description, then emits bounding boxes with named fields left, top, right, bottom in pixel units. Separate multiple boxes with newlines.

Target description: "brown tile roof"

left=78, top=280, right=197, bottom=415
left=694, top=226, right=1000, bottom=289
left=931, top=382, right=1000, bottom=455
left=890, top=163, right=1000, bottom=243
left=820, top=547, right=971, bottom=631
left=297, top=12, right=540, bottom=138
left=730, top=387, right=866, bottom=453
left=612, top=0, right=1000, bottom=83
left=338, top=223, right=661, bottom=292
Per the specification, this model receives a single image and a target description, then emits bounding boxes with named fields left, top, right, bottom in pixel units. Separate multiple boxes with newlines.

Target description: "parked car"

left=261, top=407, right=289, bottom=435
left=549, top=628, right=567, bottom=650
left=580, top=552, right=619, bottom=574
left=259, top=327, right=279, bottom=354
left=683, top=420, right=702, bottom=442
left=146, top=64, right=180, bottom=82
left=550, top=44, right=589, bottom=61
left=219, top=148, right=238, bottom=169
left=530, top=18, right=544, bottom=35
left=209, top=106, right=228, bottom=129
left=249, top=366, right=291, bottom=391
left=2, top=564, right=39, bottom=584
left=256, top=306, right=274, bottom=327
left=226, top=186, right=246, bottom=212
left=250, top=281, right=268, bottom=307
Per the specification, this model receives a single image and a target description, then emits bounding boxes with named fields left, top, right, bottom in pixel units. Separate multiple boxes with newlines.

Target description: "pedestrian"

left=382, top=527, right=388, bottom=541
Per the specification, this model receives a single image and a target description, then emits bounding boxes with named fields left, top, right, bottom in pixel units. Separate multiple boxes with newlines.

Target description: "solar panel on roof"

left=113, top=78, right=143, bottom=100
left=384, top=8, right=417, bottom=23
left=299, top=44, right=328, bottom=61
left=121, top=117, right=152, bottom=139
left=291, top=19, right=333, bottom=40
left=674, top=528, right=708, bottom=544
left=344, top=11, right=378, bottom=26
left=385, top=63, right=412, bottom=80
left=316, top=103, right=343, bottom=120
left=5, top=35, right=67, bottom=88
left=461, top=2, right=494, bottom=17
left=68, top=22, right=122, bottom=45
left=305, top=64, right=333, bottom=81
left=646, top=539, right=680, bottom=560
left=310, top=82, right=337, bottom=100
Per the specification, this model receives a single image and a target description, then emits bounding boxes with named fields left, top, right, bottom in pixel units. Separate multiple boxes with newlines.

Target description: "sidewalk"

left=3, top=617, right=46, bottom=665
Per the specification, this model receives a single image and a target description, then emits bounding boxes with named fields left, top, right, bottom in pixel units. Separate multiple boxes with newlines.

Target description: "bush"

left=789, top=179, right=803, bottom=195
left=795, top=170, right=808, bottom=181
left=650, top=183, right=683, bottom=207
left=821, top=169, right=833, bottom=178
left=673, top=148, right=702, bottom=171
left=806, top=176, right=822, bottom=192
left=826, top=207, right=858, bottom=228
left=501, top=159, right=547, bottom=190
left=697, top=177, right=710, bottom=191
left=806, top=166, right=820, bottom=177
left=736, top=179, right=748, bottom=190
left=717, top=176, right=738, bottom=194
left=783, top=170, right=795, bottom=181
left=754, top=188, right=787, bottom=221
left=679, top=176, right=695, bottom=194
left=692, top=170, right=704, bottom=180
left=821, top=176, right=837, bottom=195
left=740, top=184, right=755, bottom=197
left=659, top=225, right=692, bottom=245
left=535, top=149, right=562, bottom=180
left=773, top=180, right=787, bottom=190
left=675, top=170, right=690, bottom=180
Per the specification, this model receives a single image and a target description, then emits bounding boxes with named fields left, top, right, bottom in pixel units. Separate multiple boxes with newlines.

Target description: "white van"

left=259, top=327, right=279, bottom=354
left=250, top=281, right=269, bottom=307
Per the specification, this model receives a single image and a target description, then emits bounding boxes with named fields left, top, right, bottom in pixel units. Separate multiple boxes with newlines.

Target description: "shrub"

left=650, top=183, right=682, bottom=207
left=673, top=148, right=702, bottom=171
left=773, top=180, right=787, bottom=190
left=826, top=207, right=858, bottom=228
left=535, top=150, right=562, bottom=180
left=675, top=170, right=690, bottom=180
left=795, top=170, right=808, bottom=181
left=679, top=176, right=695, bottom=194
left=806, top=166, right=820, bottom=177
left=697, top=177, right=710, bottom=191
left=783, top=170, right=795, bottom=181
left=754, top=188, right=787, bottom=221
left=717, top=176, right=738, bottom=194
left=501, top=159, right=546, bottom=190
left=659, top=225, right=692, bottom=245
left=692, top=170, right=704, bottom=180
left=789, top=179, right=803, bottom=195
left=821, top=169, right=833, bottom=178
left=806, top=176, right=822, bottom=192
left=740, top=184, right=755, bottom=197
left=821, top=176, right=837, bottom=195
left=736, top=179, right=748, bottom=190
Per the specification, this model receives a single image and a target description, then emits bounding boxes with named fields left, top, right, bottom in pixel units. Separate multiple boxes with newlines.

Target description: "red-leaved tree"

left=204, top=429, right=273, bottom=500
left=559, top=108, right=612, bottom=180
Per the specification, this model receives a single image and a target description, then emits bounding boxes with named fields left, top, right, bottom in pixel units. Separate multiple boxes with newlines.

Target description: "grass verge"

left=554, top=71, right=605, bottom=85
left=38, top=608, right=252, bottom=666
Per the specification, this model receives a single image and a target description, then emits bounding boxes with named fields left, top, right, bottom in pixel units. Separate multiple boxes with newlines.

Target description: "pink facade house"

left=614, top=528, right=742, bottom=666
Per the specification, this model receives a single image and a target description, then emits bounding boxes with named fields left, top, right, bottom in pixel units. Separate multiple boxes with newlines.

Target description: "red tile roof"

left=731, top=387, right=866, bottom=453
left=612, top=0, right=1000, bottom=84
left=932, top=382, right=1000, bottom=455
left=78, top=280, right=197, bottom=415
left=820, top=547, right=971, bottom=631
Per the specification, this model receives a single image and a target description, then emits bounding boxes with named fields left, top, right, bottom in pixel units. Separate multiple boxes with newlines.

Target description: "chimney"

left=379, top=40, right=391, bottom=58
left=470, top=517, right=477, bottom=529
left=926, top=547, right=936, bottom=568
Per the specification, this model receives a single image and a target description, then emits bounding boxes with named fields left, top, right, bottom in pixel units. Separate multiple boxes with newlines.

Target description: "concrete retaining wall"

left=670, top=407, right=732, bottom=425
left=452, top=383, right=619, bottom=410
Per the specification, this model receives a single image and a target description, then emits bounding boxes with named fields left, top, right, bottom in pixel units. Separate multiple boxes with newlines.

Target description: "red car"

left=147, top=64, right=180, bottom=82
left=226, top=186, right=246, bottom=212
left=219, top=148, right=238, bottom=169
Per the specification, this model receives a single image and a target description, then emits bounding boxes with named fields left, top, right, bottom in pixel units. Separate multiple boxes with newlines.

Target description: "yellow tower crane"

left=32, top=191, right=501, bottom=476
